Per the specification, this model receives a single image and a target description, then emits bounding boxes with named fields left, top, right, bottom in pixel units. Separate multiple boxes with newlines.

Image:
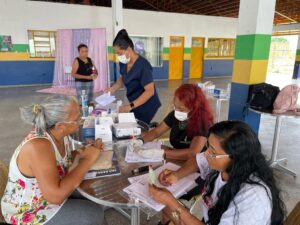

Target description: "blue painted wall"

left=0, top=61, right=54, bottom=86
left=203, top=59, right=233, bottom=77
left=0, top=59, right=234, bottom=86
left=183, top=60, right=190, bottom=79
left=109, top=60, right=169, bottom=81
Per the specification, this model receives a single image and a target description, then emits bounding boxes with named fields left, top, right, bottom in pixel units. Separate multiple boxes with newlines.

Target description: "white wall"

left=0, top=0, right=238, bottom=47
left=125, top=10, right=238, bottom=47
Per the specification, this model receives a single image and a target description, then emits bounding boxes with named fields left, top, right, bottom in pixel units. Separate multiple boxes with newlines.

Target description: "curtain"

left=52, top=28, right=110, bottom=92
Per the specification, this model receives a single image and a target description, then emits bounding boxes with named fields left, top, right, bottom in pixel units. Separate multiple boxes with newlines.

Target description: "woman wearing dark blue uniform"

left=107, top=29, right=161, bottom=124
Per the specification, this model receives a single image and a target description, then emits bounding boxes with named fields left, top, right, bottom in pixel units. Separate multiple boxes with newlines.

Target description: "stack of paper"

left=95, top=93, right=116, bottom=106
left=118, top=113, right=136, bottom=123
left=123, top=163, right=200, bottom=211
left=125, top=142, right=164, bottom=163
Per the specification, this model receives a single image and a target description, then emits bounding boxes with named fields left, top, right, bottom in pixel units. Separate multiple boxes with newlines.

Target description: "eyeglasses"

left=63, top=121, right=82, bottom=126
left=205, top=141, right=230, bottom=159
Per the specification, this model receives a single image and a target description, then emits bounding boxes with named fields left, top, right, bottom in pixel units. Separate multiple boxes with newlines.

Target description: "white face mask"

left=117, top=54, right=130, bottom=64
left=174, top=110, right=188, bottom=121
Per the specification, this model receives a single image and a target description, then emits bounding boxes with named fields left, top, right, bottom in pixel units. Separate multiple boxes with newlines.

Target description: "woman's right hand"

left=104, top=86, right=116, bottom=94
left=78, top=145, right=101, bottom=165
left=158, top=169, right=179, bottom=186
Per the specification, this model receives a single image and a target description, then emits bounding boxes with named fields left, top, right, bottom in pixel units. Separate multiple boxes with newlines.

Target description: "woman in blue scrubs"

left=107, top=29, right=161, bottom=124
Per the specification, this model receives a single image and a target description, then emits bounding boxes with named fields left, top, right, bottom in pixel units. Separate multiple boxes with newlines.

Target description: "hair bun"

left=117, top=29, right=129, bottom=37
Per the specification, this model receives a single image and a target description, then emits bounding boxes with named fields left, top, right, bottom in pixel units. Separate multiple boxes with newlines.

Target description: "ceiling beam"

left=183, top=0, right=238, bottom=12
left=275, top=11, right=298, bottom=23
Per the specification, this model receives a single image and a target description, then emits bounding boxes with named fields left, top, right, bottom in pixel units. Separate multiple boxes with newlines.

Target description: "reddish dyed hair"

left=174, top=84, right=214, bottom=138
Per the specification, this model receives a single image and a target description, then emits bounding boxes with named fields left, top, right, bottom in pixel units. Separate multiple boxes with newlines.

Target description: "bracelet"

left=171, top=200, right=185, bottom=221
left=171, top=205, right=183, bottom=221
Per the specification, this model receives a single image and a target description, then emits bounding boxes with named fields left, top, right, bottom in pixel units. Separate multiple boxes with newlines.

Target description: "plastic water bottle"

left=81, top=90, right=89, bottom=117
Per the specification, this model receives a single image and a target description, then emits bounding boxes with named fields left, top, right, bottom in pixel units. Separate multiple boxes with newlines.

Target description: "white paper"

left=118, top=113, right=136, bottom=123
left=124, top=162, right=200, bottom=211
left=125, top=142, right=163, bottom=163
left=95, top=116, right=114, bottom=126
left=125, top=149, right=163, bottom=163
left=95, top=93, right=116, bottom=106
left=95, top=124, right=112, bottom=143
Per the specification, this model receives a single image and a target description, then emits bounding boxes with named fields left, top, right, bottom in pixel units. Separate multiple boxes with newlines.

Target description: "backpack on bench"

left=273, top=84, right=300, bottom=114
left=247, top=83, right=280, bottom=111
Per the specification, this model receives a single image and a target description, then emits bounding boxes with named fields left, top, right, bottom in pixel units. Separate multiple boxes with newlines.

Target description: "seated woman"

left=142, top=84, right=214, bottom=161
left=1, top=96, right=104, bottom=225
left=149, top=121, right=285, bottom=225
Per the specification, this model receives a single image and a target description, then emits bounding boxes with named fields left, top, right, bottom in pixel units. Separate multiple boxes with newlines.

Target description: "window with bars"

left=207, top=38, right=235, bottom=57
left=28, top=30, right=56, bottom=58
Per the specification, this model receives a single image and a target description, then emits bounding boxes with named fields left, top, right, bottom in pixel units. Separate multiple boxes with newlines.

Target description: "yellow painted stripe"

left=163, top=53, right=169, bottom=61
left=296, top=55, right=300, bottom=62
left=232, top=60, right=268, bottom=84
left=0, top=52, right=54, bottom=61
left=204, top=57, right=234, bottom=60
left=183, top=53, right=190, bottom=60
left=108, top=53, right=115, bottom=61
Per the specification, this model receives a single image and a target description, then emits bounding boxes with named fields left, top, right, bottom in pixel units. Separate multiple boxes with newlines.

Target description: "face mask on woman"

left=174, top=110, right=189, bottom=121
left=118, top=54, right=130, bottom=64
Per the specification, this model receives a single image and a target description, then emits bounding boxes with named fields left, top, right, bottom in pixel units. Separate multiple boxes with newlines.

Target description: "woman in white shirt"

left=149, top=121, right=285, bottom=225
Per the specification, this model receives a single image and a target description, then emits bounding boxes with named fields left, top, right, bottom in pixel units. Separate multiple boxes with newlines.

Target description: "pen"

left=132, top=165, right=148, bottom=175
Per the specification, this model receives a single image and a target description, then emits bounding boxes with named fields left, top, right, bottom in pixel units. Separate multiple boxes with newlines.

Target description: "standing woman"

left=107, top=29, right=161, bottom=124
left=72, top=44, right=98, bottom=105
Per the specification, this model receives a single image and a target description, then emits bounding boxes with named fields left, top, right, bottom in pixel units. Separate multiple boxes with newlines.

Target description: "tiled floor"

left=0, top=76, right=299, bottom=224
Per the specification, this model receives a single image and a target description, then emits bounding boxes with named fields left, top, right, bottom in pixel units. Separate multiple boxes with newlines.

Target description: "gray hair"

left=20, top=95, right=77, bottom=135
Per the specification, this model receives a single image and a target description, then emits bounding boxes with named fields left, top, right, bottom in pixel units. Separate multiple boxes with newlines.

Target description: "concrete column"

left=292, top=34, right=300, bottom=79
left=112, top=0, right=123, bottom=82
left=228, top=0, right=276, bottom=133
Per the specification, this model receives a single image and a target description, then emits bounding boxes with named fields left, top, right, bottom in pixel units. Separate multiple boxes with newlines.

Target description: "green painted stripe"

left=235, top=34, right=271, bottom=60
left=184, top=48, right=191, bottom=54
left=204, top=48, right=208, bottom=53
left=163, top=47, right=169, bottom=54
left=297, top=49, right=300, bottom=56
left=108, top=46, right=114, bottom=54
left=11, top=44, right=29, bottom=52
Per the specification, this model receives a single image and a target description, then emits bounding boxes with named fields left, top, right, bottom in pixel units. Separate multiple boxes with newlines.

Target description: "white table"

left=249, top=108, right=298, bottom=177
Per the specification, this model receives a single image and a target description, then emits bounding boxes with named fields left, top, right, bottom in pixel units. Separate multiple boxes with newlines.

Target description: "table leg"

left=269, top=116, right=296, bottom=177
left=131, top=207, right=140, bottom=225
left=270, top=116, right=282, bottom=163
left=216, top=99, right=222, bottom=122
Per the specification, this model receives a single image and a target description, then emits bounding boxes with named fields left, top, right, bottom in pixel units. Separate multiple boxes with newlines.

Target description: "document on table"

left=123, top=162, right=200, bottom=211
left=125, top=142, right=164, bottom=163
left=95, top=93, right=116, bottom=106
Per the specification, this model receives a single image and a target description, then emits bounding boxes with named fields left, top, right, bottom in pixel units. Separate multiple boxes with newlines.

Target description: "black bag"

left=247, top=83, right=280, bottom=110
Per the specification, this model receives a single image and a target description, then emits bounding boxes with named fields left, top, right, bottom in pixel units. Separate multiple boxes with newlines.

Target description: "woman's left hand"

left=119, top=105, right=132, bottom=113
left=149, top=184, right=175, bottom=205
left=91, top=74, right=98, bottom=80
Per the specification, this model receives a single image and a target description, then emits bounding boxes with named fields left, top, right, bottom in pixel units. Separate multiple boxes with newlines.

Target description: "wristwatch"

left=130, top=102, right=135, bottom=109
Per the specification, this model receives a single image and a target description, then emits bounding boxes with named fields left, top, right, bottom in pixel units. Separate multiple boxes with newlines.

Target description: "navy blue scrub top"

left=119, top=56, right=161, bottom=124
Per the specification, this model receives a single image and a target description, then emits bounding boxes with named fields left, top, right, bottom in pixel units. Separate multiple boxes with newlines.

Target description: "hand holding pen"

left=158, top=169, right=179, bottom=186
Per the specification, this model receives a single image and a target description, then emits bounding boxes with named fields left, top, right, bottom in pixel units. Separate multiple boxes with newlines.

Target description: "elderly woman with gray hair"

left=1, top=96, right=104, bottom=225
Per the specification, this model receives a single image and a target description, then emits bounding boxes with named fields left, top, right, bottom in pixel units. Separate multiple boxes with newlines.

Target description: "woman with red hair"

left=142, top=83, right=214, bottom=161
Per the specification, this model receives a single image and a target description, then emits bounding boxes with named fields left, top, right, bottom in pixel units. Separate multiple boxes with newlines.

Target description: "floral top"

left=1, top=129, right=72, bottom=225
